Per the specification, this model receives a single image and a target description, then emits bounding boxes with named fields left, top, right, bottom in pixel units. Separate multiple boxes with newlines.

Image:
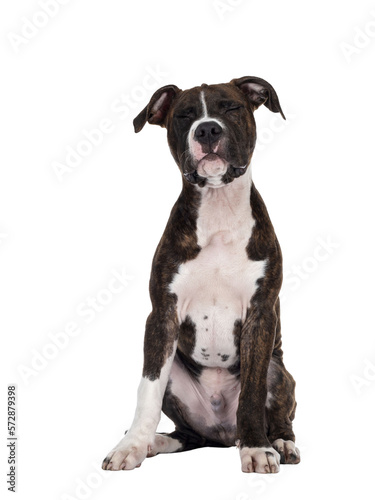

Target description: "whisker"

left=179, top=148, right=191, bottom=172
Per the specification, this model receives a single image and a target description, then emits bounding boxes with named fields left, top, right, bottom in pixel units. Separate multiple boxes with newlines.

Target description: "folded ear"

left=133, top=84, right=181, bottom=133
left=230, top=76, right=285, bottom=120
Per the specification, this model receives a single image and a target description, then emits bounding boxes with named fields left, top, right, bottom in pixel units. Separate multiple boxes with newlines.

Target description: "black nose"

left=194, top=121, right=223, bottom=145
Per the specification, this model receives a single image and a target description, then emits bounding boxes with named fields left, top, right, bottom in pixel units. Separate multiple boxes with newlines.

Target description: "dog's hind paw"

left=272, top=439, right=300, bottom=464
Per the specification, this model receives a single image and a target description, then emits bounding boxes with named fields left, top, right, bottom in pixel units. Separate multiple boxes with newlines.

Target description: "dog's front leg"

left=102, top=308, right=178, bottom=471
left=237, top=306, right=281, bottom=474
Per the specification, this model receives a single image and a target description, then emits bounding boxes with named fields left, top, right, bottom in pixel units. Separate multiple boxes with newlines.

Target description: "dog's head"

left=133, top=77, right=285, bottom=188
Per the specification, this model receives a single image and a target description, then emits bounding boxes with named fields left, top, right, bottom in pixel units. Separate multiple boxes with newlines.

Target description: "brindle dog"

left=102, top=76, right=300, bottom=473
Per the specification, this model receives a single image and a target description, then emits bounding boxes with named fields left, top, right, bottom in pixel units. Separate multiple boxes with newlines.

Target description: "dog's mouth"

left=182, top=147, right=248, bottom=187
left=183, top=170, right=206, bottom=185
left=221, top=165, right=248, bottom=183
left=184, top=164, right=247, bottom=186
left=197, top=151, right=227, bottom=178
left=201, top=152, right=220, bottom=161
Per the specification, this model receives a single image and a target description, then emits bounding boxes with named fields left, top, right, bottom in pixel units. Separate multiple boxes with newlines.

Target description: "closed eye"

left=225, top=106, right=243, bottom=113
left=176, top=108, right=196, bottom=120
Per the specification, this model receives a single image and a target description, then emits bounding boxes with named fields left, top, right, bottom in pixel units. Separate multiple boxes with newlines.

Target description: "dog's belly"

left=166, top=353, right=241, bottom=445
left=170, top=232, right=266, bottom=368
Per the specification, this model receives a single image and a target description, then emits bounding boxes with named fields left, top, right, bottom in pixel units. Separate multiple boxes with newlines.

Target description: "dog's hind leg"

left=146, top=433, right=184, bottom=457
left=146, top=429, right=204, bottom=456
left=147, top=428, right=228, bottom=457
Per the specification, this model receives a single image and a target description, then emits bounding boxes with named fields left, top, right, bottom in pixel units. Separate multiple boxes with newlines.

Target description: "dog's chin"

left=184, top=155, right=248, bottom=187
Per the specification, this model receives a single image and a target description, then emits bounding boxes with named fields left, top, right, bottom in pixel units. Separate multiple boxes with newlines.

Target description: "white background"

left=1, top=0, right=374, bottom=499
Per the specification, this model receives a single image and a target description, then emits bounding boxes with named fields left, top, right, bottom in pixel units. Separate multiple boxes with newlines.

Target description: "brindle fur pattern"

left=105, top=77, right=299, bottom=472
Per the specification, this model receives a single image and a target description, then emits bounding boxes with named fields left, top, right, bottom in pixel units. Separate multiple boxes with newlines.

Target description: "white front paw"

left=240, top=446, right=280, bottom=473
left=102, top=434, right=151, bottom=471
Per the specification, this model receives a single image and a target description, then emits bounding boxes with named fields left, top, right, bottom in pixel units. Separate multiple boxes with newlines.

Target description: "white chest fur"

left=170, top=168, right=266, bottom=368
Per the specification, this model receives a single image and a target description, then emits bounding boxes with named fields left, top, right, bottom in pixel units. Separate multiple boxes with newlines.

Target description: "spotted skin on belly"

left=178, top=315, right=243, bottom=375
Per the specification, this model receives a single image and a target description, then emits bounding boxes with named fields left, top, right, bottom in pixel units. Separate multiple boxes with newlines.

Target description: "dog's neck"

left=192, top=166, right=253, bottom=247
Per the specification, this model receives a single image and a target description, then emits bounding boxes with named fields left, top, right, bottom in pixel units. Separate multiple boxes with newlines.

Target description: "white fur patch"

left=240, top=446, right=280, bottom=473
left=130, top=340, right=177, bottom=438
left=102, top=341, right=177, bottom=470
left=147, top=434, right=183, bottom=456
left=170, top=168, right=266, bottom=368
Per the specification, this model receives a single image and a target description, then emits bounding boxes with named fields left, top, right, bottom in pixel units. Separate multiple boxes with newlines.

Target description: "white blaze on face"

left=188, top=91, right=227, bottom=180
left=200, top=90, right=208, bottom=117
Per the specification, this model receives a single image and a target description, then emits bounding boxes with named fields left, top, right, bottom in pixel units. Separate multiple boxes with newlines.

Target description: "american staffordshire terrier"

left=102, top=76, right=300, bottom=473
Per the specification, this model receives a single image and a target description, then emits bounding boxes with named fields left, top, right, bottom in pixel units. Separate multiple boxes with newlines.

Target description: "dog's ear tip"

left=133, top=117, right=144, bottom=133
left=133, top=105, right=149, bottom=133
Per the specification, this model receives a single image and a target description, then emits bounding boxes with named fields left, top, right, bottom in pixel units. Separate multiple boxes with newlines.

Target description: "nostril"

left=195, top=121, right=223, bottom=144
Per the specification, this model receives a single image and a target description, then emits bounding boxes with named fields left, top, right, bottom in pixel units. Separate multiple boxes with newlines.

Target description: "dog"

left=102, top=76, right=300, bottom=474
